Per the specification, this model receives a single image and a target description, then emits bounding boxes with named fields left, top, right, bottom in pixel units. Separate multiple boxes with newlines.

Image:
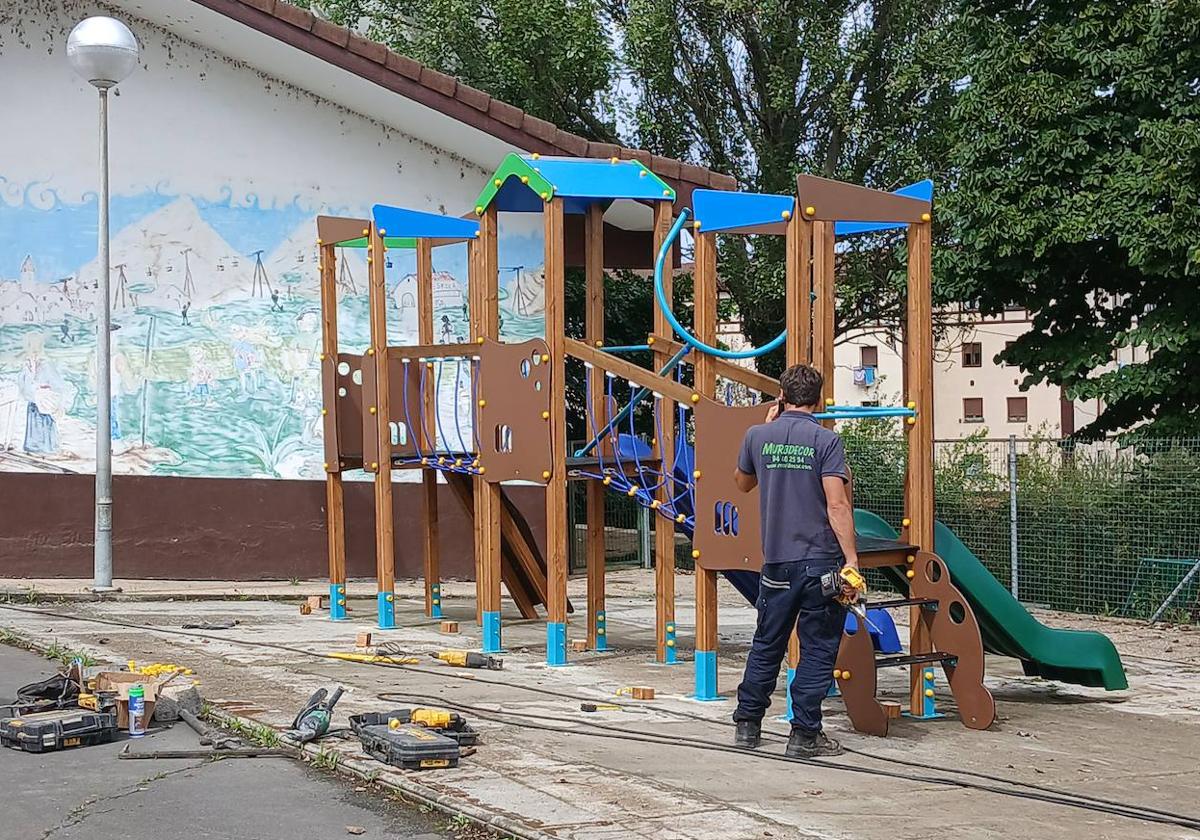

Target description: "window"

left=860, top=346, right=879, bottom=368
left=1007, top=397, right=1028, bottom=423
left=963, top=398, right=984, bottom=423
left=962, top=342, right=983, bottom=368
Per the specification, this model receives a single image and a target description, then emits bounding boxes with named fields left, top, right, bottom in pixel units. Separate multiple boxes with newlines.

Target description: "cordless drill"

left=820, top=566, right=877, bottom=630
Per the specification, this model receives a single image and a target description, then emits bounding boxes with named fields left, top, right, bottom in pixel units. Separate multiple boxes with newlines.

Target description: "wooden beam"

left=564, top=338, right=696, bottom=406
left=693, top=229, right=719, bottom=673
left=473, top=209, right=503, bottom=646
left=416, top=238, right=441, bottom=619
left=367, top=225, right=396, bottom=626
left=905, top=220, right=935, bottom=712
left=811, top=221, right=836, bottom=428
left=652, top=202, right=677, bottom=665
left=319, top=242, right=347, bottom=619
left=545, top=197, right=570, bottom=664
left=584, top=204, right=607, bottom=651
left=648, top=334, right=779, bottom=397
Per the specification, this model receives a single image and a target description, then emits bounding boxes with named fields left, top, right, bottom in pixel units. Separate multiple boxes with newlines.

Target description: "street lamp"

left=67, top=17, right=139, bottom=592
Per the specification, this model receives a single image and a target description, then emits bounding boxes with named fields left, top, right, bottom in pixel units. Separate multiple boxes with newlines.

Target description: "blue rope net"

left=394, top=355, right=483, bottom=477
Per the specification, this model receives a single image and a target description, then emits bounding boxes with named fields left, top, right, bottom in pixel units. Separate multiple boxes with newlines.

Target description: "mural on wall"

left=0, top=179, right=546, bottom=480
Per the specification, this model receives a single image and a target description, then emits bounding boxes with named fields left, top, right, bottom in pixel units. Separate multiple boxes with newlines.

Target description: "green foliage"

left=295, top=0, right=619, bottom=141
left=940, top=0, right=1200, bottom=437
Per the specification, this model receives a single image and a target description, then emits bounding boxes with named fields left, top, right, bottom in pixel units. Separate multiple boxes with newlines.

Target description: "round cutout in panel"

left=531, top=350, right=541, bottom=366
left=337, top=387, right=347, bottom=397
left=535, top=380, right=542, bottom=392
left=337, top=361, right=350, bottom=376
left=352, top=369, right=363, bottom=386
left=926, top=558, right=943, bottom=583
left=520, top=359, right=531, bottom=378
left=949, top=601, right=966, bottom=624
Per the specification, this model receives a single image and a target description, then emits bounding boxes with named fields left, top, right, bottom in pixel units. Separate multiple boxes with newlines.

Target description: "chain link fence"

left=566, top=431, right=1200, bottom=624
left=845, top=428, right=1200, bottom=624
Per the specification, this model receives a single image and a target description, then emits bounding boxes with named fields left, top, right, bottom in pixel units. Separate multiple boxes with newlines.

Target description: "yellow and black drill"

left=820, top=566, right=878, bottom=631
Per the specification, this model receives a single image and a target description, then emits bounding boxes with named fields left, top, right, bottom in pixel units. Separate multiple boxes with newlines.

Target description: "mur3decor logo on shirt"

left=760, top=442, right=816, bottom=470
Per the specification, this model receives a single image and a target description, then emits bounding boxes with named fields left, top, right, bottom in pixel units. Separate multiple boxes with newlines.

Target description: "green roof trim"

left=473, top=153, right=557, bottom=213
left=339, top=237, right=419, bottom=249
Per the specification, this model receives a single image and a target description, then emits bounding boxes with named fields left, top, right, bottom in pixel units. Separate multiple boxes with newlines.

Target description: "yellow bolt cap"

left=520, top=175, right=529, bottom=184
left=323, top=462, right=329, bottom=470
left=319, top=353, right=326, bottom=361
left=367, top=348, right=375, bottom=356
left=906, top=569, right=916, bottom=579
left=475, top=206, right=483, bottom=215
left=925, top=688, right=935, bottom=698
left=531, top=152, right=540, bottom=159
left=595, top=340, right=603, bottom=347
left=921, top=212, right=931, bottom=222
left=647, top=336, right=655, bottom=345
left=691, top=549, right=700, bottom=559
left=906, top=416, right=916, bottom=425
left=494, top=178, right=502, bottom=187
left=693, top=470, right=701, bottom=479
left=541, top=410, right=550, bottom=420
left=361, top=228, right=369, bottom=236
left=804, top=206, right=815, bottom=216
left=924, top=670, right=934, bottom=680
left=369, top=406, right=377, bottom=415
left=478, top=399, right=487, bottom=408
left=825, top=397, right=834, bottom=405
left=627, top=487, right=637, bottom=497
left=690, top=393, right=700, bottom=403
left=541, top=353, right=550, bottom=363
left=675, top=514, right=685, bottom=523
left=602, top=476, right=611, bottom=486
left=650, top=500, right=660, bottom=509
left=542, top=470, right=551, bottom=480
left=907, top=401, right=916, bottom=409
left=833, top=669, right=842, bottom=679
left=478, top=466, right=486, bottom=475
left=842, top=670, right=851, bottom=680
left=321, top=408, right=328, bottom=416
left=902, top=517, right=911, bottom=527
left=906, top=555, right=915, bottom=564
left=667, top=624, right=675, bottom=632
left=370, top=461, right=378, bottom=470
left=693, top=220, right=702, bottom=230
left=666, top=639, right=675, bottom=647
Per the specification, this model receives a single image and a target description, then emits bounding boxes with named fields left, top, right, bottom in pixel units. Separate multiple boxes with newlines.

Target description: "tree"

left=614, top=0, right=960, bottom=373
left=940, top=0, right=1200, bottom=437
left=295, top=0, right=619, bottom=141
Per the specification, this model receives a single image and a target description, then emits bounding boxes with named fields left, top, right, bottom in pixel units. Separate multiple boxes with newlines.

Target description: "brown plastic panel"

left=324, top=352, right=364, bottom=468
left=316, top=215, right=371, bottom=246
left=914, top=550, right=997, bottom=730
left=836, top=614, right=889, bottom=736
left=796, top=175, right=930, bottom=224
left=477, top=338, right=553, bottom=483
left=691, top=400, right=765, bottom=572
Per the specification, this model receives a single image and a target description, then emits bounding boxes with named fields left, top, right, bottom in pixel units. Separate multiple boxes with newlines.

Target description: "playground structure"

left=317, top=155, right=1126, bottom=737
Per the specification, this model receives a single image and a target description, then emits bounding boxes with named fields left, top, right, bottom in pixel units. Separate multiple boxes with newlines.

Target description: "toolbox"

left=356, top=723, right=461, bottom=770
left=349, top=709, right=480, bottom=747
left=0, top=707, right=118, bottom=753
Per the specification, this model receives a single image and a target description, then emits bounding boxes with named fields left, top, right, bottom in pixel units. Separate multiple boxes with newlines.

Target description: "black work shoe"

left=734, top=720, right=762, bottom=749
left=786, top=729, right=843, bottom=758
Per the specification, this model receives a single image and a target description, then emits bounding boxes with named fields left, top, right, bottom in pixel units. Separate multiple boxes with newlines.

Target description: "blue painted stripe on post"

left=329, top=583, right=347, bottom=621
left=785, top=668, right=798, bottom=720
left=664, top=621, right=678, bottom=665
left=594, top=610, right=608, bottom=652
left=694, top=650, right=719, bottom=700
left=377, top=591, right=396, bottom=629
left=482, top=610, right=503, bottom=653
left=430, top=584, right=442, bottom=619
left=546, top=621, right=568, bottom=666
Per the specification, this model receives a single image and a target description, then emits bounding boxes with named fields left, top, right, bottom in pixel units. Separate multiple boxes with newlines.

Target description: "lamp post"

left=67, top=17, right=139, bottom=592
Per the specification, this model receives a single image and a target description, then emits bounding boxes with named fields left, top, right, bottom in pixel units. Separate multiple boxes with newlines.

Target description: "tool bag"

left=356, top=723, right=460, bottom=770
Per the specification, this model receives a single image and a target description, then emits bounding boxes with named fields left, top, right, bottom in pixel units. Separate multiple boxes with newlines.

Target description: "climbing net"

left=392, top=354, right=485, bottom=477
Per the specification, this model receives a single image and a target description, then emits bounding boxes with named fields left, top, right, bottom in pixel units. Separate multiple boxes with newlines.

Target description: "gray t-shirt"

left=737, top=410, right=849, bottom=564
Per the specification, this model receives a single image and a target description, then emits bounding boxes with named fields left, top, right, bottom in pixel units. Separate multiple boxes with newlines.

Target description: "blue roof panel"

left=371, top=204, right=479, bottom=243
left=690, top=189, right=795, bottom=234
left=490, top=156, right=674, bottom=213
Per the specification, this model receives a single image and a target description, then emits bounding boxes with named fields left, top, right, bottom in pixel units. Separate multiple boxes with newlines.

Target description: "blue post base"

left=482, top=610, right=503, bottom=653
left=329, top=583, right=347, bottom=621
left=377, top=591, right=396, bottom=629
left=693, top=650, right=719, bottom=700
left=429, top=583, right=442, bottom=619
left=546, top=621, right=567, bottom=666
left=594, top=610, right=608, bottom=652
left=662, top=621, right=677, bottom=665
left=782, top=667, right=797, bottom=721
left=903, top=667, right=946, bottom=720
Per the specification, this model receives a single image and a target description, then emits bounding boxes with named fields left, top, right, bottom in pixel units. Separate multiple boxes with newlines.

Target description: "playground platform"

left=1, top=571, right=1197, bottom=840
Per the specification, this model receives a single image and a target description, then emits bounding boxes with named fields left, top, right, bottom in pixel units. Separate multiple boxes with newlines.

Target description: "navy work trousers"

left=733, top=559, right=844, bottom=733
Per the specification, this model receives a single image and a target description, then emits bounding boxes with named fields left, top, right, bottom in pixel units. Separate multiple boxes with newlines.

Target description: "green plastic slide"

left=855, top=509, right=1128, bottom=690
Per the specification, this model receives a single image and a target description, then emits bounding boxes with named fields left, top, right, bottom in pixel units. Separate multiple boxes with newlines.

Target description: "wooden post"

left=367, top=225, right=396, bottom=629
left=473, top=207, right=503, bottom=652
left=584, top=204, right=607, bottom=651
left=652, top=202, right=677, bottom=665
left=544, top=197, right=569, bottom=665
left=692, top=229, right=718, bottom=693
left=319, top=242, right=348, bottom=621
left=783, top=210, right=813, bottom=710
left=811, top=220, right=836, bottom=425
left=416, top=238, right=442, bottom=619
left=905, top=219, right=935, bottom=712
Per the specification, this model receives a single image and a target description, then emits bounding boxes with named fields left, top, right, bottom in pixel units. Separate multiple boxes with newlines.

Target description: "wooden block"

left=881, top=700, right=902, bottom=719
left=355, top=631, right=373, bottom=648
left=306, top=595, right=326, bottom=610
left=631, top=687, right=655, bottom=701
left=570, top=639, right=588, bottom=652
left=299, top=603, right=312, bottom=616
left=440, top=620, right=459, bottom=634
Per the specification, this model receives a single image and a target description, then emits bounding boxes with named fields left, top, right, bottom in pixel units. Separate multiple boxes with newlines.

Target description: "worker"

left=730, top=364, right=860, bottom=758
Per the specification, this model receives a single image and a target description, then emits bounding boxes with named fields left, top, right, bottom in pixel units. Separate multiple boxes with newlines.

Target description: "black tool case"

left=349, top=710, right=480, bottom=747
left=356, top=723, right=460, bottom=770
left=0, top=708, right=118, bottom=753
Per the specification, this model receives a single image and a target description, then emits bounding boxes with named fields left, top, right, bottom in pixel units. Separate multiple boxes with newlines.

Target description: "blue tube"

left=602, top=344, right=652, bottom=354
left=654, top=209, right=787, bottom=360
left=813, top=408, right=914, bottom=420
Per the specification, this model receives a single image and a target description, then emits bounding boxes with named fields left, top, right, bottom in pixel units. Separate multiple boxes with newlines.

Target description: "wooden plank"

left=564, top=338, right=696, bottom=406
left=319, top=243, right=346, bottom=590
left=784, top=215, right=812, bottom=678
left=367, top=226, right=395, bottom=597
left=475, top=207, right=502, bottom=626
left=584, top=203, right=606, bottom=651
left=545, top=197, right=570, bottom=636
left=905, top=220, right=936, bottom=712
left=467, top=233, right=485, bottom=624
left=416, top=238, right=440, bottom=618
left=652, top=202, right=676, bottom=664
left=811, top=221, right=836, bottom=428
left=692, top=230, right=719, bottom=666
left=648, top=334, right=779, bottom=397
